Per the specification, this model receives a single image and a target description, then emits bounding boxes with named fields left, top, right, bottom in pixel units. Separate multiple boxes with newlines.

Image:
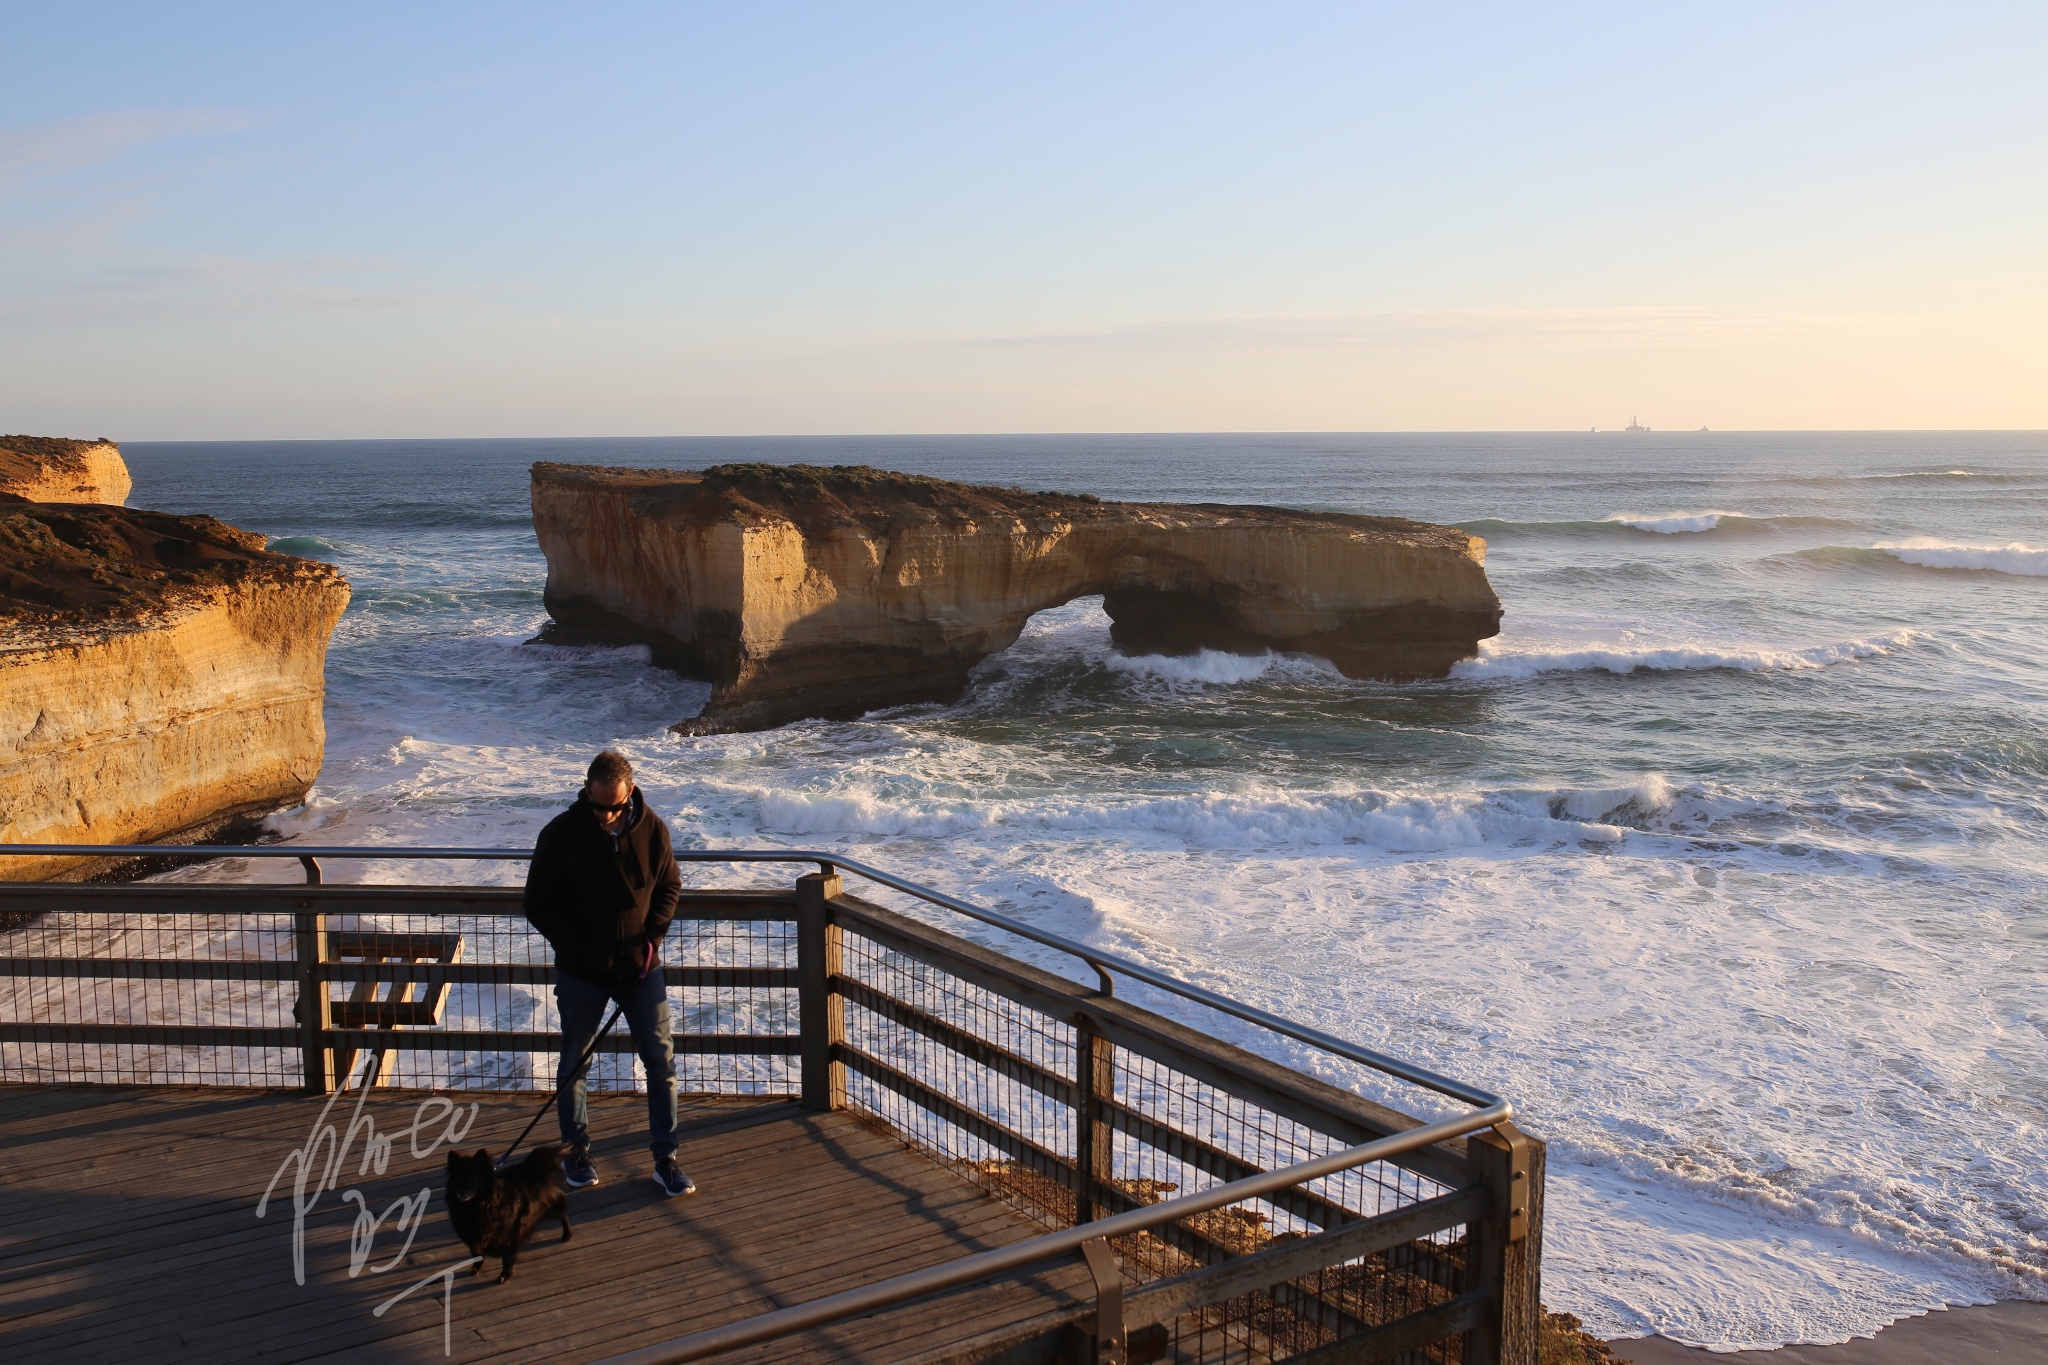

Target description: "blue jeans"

left=554, top=967, right=679, bottom=1160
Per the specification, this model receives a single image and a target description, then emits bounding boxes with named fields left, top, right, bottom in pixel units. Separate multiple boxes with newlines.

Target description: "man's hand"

left=634, top=936, right=659, bottom=980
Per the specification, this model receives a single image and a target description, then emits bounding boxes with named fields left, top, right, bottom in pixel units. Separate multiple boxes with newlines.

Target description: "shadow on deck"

left=0, top=1085, right=1091, bottom=1364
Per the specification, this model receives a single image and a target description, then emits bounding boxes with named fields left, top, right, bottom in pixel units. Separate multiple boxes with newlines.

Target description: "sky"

left=2, top=2, right=2043, bottom=438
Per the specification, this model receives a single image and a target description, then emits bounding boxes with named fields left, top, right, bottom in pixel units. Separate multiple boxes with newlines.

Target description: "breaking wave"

left=1875, top=539, right=2048, bottom=578
left=1604, top=509, right=1751, bottom=534
left=1464, top=513, right=1859, bottom=538
left=1452, top=630, right=1918, bottom=681
left=266, top=534, right=339, bottom=559
left=1104, top=649, right=1281, bottom=686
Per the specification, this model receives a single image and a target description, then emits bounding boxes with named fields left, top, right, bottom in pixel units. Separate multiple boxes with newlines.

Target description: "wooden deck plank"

left=23, top=1192, right=1046, bottom=1365
left=0, top=1096, right=1024, bottom=1365
left=270, top=1199, right=1057, bottom=1365
left=0, top=1103, right=939, bottom=1313
left=0, top=1084, right=1092, bottom=1365
left=4, top=1129, right=1011, bottom=1334
left=0, top=1097, right=827, bottom=1256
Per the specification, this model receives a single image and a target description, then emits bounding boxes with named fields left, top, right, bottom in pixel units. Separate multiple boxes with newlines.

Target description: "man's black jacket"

left=524, top=788, right=682, bottom=986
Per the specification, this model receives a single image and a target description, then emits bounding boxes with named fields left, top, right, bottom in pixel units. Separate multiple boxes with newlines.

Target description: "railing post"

left=1081, top=1235, right=1126, bottom=1364
left=1074, top=1014, right=1114, bottom=1222
left=795, top=870, right=845, bottom=1112
left=1464, top=1120, right=1543, bottom=1365
left=293, top=902, right=333, bottom=1094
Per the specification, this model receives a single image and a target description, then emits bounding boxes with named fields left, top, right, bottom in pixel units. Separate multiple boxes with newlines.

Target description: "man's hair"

left=586, top=750, right=633, bottom=788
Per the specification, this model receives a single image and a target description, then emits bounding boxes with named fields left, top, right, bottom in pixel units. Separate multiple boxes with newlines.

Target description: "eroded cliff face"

left=532, top=463, right=1501, bottom=734
left=0, top=435, right=132, bottom=505
left=0, top=500, right=350, bottom=880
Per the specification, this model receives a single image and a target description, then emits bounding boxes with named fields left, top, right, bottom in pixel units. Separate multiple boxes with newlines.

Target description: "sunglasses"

left=587, top=797, right=632, bottom=814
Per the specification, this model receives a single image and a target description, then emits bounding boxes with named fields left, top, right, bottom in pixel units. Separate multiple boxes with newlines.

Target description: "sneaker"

left=562, top=1149, right=599, bottom=1189
left=651, top=1157, right=697, bottom=1198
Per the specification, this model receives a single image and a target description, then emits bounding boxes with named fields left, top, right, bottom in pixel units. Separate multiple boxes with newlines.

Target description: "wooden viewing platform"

left=0, top=1086, right=1093, bottom=1363
left=1, top=850, right=1546, bottom=1364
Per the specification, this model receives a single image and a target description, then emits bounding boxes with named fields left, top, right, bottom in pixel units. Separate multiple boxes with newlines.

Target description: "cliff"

left=0, top=499, right=350, bottom=881
left=0, top=435, right=132, bottom=505
left=532, top=463, right=1501, bottom=734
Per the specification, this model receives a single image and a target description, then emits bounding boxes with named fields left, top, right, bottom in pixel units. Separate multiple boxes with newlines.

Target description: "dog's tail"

left=521, top=1143, right=567, bottom=1176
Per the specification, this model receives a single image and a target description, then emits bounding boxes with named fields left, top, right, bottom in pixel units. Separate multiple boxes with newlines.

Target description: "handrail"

left=589, top=1098, right=1512, bottom=1365
left=0, top=844, right=533, bottom=860
left=0, top=841, right=1498, bottom=1107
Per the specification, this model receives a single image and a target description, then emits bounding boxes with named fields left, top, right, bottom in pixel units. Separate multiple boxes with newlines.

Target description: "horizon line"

left=103, top=427, right=2048, bottom=445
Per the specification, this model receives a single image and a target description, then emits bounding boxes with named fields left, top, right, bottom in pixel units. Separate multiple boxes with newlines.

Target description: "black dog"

left=444, top=1145, right=572, bottom=1283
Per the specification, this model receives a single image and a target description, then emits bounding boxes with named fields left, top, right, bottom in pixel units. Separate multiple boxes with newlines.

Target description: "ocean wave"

left=266, top=534, right=340, bottom=559
left=316, top=504, right=536, bottom=530
left=1605, top=509, right=1752, bottom=534
left=1099, top=648, right=1345, bottom=689
left=740, top=778, right=1723, bottom=851
left=262, top=794, right=350, bottom=839
left=1874, top=539, right=2048, bottom=578
left=1103, top=649, right=1278, bottom=686
left=502, top=636, right=659, bottom=664
left=1451, top=630, right=1918, bottom=681
left=1462, top=513, right=1858, bottom=538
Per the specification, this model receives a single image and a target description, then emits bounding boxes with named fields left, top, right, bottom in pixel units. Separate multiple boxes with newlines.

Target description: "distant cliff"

left=532, top=462, right=1501, bottom=734
left=0, top=435, right=132, bottom=505
left=0, top=499, right=349, bottom=881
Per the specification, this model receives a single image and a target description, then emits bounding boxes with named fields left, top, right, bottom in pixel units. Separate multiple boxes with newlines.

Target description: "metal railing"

left=593, top=1101, right=1512, bottom=1365
left=0, top=842, right=1495, bottom=1106
left=0, top=842, right=1543, bottom=1364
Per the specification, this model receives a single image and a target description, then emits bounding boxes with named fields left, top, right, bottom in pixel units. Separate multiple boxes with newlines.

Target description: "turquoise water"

left=128, top=432, right=2048, bottom=1348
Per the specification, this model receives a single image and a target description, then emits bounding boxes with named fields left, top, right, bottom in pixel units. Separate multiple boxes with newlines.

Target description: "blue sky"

left=2, top=3, right=2042, bottom=436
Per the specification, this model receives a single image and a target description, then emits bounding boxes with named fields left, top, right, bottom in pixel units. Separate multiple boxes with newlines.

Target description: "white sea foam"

left=1103, top=648, right=1278, bottom=685
left=1604, top=509, right=1750, bottom=533
left=1875, top=538, right=2048, bottom=577
left=740, top=778, right=1710, bottom=852
left=1451, top=630, right=1917, bottom=681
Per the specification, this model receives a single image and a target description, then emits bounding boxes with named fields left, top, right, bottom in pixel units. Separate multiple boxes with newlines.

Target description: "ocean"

left=124, top=432, right=2047, bottom=1350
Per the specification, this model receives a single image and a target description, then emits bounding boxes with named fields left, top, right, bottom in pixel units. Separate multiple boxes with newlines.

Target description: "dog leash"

left=497, top=999, right=626, bottom=1169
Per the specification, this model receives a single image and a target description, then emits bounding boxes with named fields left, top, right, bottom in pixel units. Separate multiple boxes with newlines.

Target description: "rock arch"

left=531, top=463, right=1502, bottom=733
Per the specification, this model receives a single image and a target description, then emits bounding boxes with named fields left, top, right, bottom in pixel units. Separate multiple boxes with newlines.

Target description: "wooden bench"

left=326, top=929, right=463, bottom=1085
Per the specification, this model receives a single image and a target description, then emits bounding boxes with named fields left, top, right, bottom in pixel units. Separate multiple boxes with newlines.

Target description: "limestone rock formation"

left=0, top=435, right=132, bottom=505
left=0, top=499, right=350, bottom=880
left=533, top=463, right=1501, bottom=734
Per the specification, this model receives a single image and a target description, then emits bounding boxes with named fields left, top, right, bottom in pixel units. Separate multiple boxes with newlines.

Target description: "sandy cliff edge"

left=531, top=462, right=1501, bottom=733
left=0, top=498, right=350, bottom=881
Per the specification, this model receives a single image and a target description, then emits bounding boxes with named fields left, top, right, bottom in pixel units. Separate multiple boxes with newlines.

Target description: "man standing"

left=524, top=749, right=697, bottom=1196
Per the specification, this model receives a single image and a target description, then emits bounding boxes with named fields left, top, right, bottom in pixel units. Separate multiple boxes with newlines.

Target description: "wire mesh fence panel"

left=0, top=910, right=299, bottom=1086
left=1104, top=1047, right=1470, bottom=1362
left=0, top=897, right=802, bottom=1095
left=837, top=927, right=1080, bottom=1227
left=667, top=916, right=799, bottom=1097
